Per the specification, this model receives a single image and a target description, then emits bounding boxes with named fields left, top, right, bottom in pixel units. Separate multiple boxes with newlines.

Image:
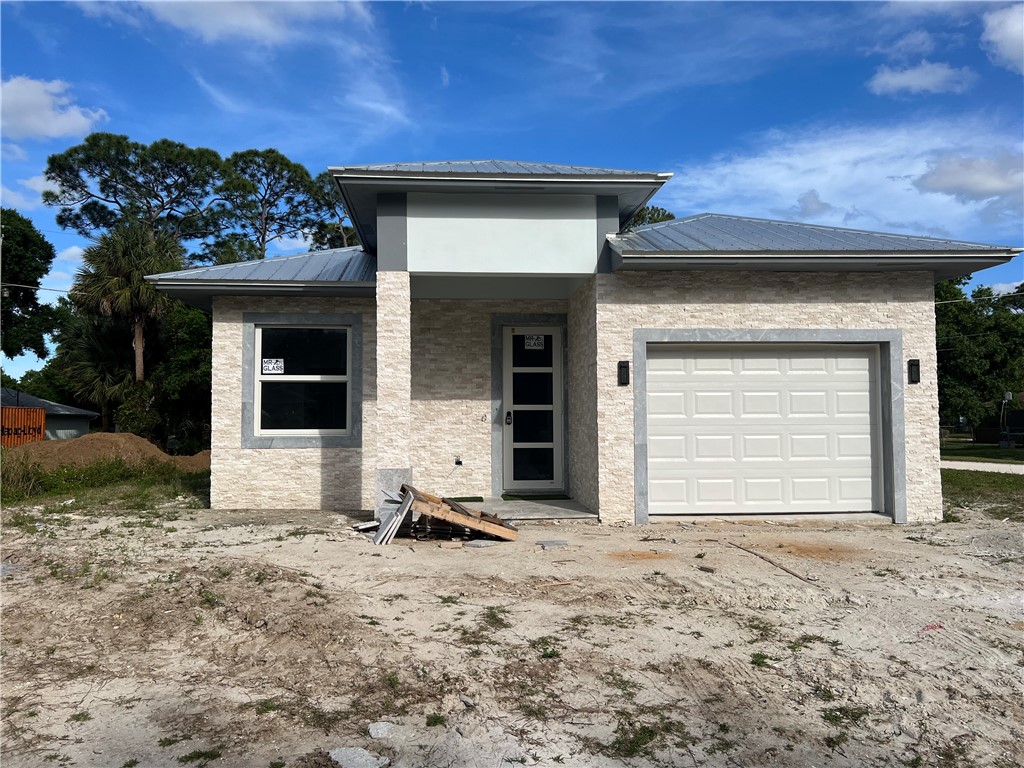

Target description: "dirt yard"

left=2, top=496, right=1022, bottom=768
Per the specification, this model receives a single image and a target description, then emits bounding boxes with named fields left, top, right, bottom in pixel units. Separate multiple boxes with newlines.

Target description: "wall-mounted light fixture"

left=618, top=361, right=630, bottom=386
left=907, top=359, right=921, bottom=384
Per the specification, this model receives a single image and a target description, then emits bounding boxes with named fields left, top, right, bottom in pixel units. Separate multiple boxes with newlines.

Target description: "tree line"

left=2, top=132, right=1021, bottom=452
left=3, top=133, right=358, bottom=452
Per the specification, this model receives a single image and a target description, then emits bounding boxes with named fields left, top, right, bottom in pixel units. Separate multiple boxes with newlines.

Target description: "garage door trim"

left=633, top=329, right=905, bottom=525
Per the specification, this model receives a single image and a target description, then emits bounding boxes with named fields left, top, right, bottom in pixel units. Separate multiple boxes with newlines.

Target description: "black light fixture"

left=618, top=361, right=630, bottom=386
left=907, top=359, right=921, bottom=384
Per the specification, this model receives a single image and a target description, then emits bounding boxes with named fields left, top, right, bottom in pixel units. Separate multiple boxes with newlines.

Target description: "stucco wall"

left=410, top=298, right=568, bottom=497
left=567, top=277, right=599, bottom=512
left=211, top=296, right=377, bottom=510
left=594, top=271, right=942, bottom=524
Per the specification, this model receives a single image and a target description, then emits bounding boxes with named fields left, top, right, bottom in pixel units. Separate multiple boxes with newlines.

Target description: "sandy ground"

left=2, top=498, right=1022, bottom=768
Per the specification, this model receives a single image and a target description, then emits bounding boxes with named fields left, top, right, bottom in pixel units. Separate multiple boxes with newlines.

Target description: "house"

left=147, top=161, right=1019, bottom=524
left=0, top=388, right=99, bottom=440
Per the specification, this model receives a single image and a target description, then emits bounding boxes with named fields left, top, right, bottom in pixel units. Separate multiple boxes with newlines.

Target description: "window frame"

left=254, top=325, right=352, bottom=437
left=241, top=312, right=363, bottom=450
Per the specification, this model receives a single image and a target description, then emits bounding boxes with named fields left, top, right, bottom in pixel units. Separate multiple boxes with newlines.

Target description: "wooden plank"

left=373, top=493, right=412, bottom=545
left=421, top=504, right=518, bottom=541
left=443, top=498, right=483, bottom=519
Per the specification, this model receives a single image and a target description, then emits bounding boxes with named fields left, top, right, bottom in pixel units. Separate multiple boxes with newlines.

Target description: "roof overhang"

left=610, top=248, right=1021, bottom=283
left=331, top=169, right=672, bottom=254
left=145, top=278, right=376, bottom=312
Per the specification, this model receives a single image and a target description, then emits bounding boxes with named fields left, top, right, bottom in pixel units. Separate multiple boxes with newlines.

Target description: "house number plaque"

left=524, top=335, right=545, bottom=350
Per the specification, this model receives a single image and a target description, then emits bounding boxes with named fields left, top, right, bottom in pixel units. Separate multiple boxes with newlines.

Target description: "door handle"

left=505, top=411, right=512, bottom=425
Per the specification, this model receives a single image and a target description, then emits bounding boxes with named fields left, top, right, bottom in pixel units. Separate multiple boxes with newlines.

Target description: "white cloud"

left=986, top=281, right=1023, bottom=295
left=2, top=142, right=27, bottom=162
left=441, top=65, right=450, bottom=87
left=192, top=73, right=248, bottom=114
left=658, top=118, right=1023, bottom=244
left=270, top=236, right=312, bottom=254
left=867, top=60, right=976, bottom=95
left=874, top=30, right=936, bottom=58
left=18, top=175, right=57, bottom=196
left=111, top=0, right=368, bottom=46
left=0, top=185, right=37, bottom=210
left=914, top=151, right=1023, bottom=200
left=55, top=245, right=86, bottom=265
left=981, top=4, right=1024, bottom=75
left=0, top=76, right=107, bottom=140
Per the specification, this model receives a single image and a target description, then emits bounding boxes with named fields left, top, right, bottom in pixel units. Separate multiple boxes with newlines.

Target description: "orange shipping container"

left=1, top=407, right=46, bottom=448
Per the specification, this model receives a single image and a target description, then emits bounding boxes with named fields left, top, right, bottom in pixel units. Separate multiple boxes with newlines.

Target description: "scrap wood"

left=727, top=542, right=818, bottom=586
left=400, top=485, right=518, bottom=541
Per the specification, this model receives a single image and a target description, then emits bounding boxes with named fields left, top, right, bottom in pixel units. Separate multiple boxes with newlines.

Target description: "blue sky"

left=2, top=0, right=1022, bottom=379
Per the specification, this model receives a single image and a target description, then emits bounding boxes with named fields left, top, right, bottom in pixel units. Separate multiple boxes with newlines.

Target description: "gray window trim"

left=242, top=312, right=363, bottom=449
left=491, top=314, right=570, bottom=498
left=632, top=329, right=906, bottom=525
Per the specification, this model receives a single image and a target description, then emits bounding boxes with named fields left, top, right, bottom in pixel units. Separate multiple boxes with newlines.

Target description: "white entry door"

left=502, top=326, right=564, bottom=492
left=647, top=344, right=881, bottom=515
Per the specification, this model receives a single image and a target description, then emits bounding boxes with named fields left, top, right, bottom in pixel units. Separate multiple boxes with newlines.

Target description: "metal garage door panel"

left=647, top=344, right=879, bottom=515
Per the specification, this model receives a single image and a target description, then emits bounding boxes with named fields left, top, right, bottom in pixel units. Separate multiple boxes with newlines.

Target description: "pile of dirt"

left=5, top=432, right=210, bottom=473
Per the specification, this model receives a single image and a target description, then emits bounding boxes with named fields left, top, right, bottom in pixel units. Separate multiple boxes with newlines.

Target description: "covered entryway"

left=646, top=343, right=881, bottom=516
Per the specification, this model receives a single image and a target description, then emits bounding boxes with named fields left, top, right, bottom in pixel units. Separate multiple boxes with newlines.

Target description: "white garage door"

left=647, top=344, right=880, bottom=515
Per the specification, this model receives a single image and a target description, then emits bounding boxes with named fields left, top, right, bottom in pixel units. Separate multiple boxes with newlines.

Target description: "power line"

left=935, top=291, right=1023, bottom=305
left=0, top=282, right=70, bottom=293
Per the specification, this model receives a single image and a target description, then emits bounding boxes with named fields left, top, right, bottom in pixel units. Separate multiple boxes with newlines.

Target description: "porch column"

left=375, top=269, right=413, bottom=515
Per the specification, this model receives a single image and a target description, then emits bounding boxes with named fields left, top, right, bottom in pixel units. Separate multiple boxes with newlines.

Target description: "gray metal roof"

left=148, top=246, right=375, bottom=283
left=334, top=160, right=664, bottom=178
left=146, top=247, right=377, bottom=310
left=1, top=388, right=99, bottom=418
left=614, top=213, right=1016, bottom=253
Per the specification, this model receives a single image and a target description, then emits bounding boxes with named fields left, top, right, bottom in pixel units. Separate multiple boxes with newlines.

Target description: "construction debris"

left=363, top=485, right=518, bottom=546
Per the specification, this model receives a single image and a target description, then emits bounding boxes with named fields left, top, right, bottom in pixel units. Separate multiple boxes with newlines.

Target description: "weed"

left=178, top=748, right=222, bottom=764
left=381, top=593, right=406, bottom=604
left=286, top=527, right=326, bottom=538
left=121, top=761, right=141, bottom=768
left=359, top=614, right=381, bottom=626
left=481, top=605, right=512, bottom=629
left=67, top=710, right=91, bottom=722
left=942, top=508, right=963, bottom=523
left=746, top=617, right=777, bottom=643
left=502, top=758, right=527, bottom=765
left=426, top=713, right=447, bottom=727
left=520, top=701, right=548, bottom=718
left=697, top=657, right=713, bottom=670
left=253, top=699, right=280, bottom=715
left=750, top=652, right=773, bottom=668
left=873, top=567, right=901, bottom=577
left=813, top=685, right=839, bottom=702
left=269, top=762, right=286, bottom=768
left=440, top=595, right=461, bottom=605
left=601, top=671, right=641, bottom=702
left=530, top=635, right=563, bottom=660
left=822, top=705, right=870, bottom=727
left=194, top=613, right=204, bottom=625
left=198, top=589, right=224, bottom=608
left=158, top=735, right=192, bottom=747
left=789, top=634, right=841, bottom=652
left=824, top=732, right=849, bottom=751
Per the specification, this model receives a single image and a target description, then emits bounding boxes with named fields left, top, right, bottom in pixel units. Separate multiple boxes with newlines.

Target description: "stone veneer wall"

left=210, top=295, right=377, bottom=510
left=567, top=278, right=599, bottom=513
left=410, top=298, right=568, bottom=498
left=593, top=271, right=942, bottom=525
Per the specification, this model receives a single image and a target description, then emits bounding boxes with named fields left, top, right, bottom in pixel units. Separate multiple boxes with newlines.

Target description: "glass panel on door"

left=504, top=328, right=561, bottom=488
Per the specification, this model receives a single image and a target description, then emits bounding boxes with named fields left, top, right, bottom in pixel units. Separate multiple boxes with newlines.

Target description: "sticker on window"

left=524, top=335, right=545, bottom=350
left=262, top=359, right=285, bottom=374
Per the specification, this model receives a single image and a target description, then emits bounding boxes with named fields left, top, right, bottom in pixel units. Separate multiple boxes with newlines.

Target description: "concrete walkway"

left=941, top=460, right=1024, bottom=475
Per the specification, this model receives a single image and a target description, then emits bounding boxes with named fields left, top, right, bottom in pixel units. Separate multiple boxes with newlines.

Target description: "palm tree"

left=72, top=223, right=183, bottom=383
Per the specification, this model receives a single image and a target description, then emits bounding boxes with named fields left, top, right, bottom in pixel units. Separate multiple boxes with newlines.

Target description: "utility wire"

left=0, top=282, right=70, bottom=293
left=935, top=291, right=1023, bottom=304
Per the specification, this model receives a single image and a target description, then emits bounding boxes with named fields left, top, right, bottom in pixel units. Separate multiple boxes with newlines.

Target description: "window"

left=255, top=326, right=350, bottom=435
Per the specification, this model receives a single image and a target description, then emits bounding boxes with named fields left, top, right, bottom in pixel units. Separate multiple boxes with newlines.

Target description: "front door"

left=502, top=326, right=564, bottom=492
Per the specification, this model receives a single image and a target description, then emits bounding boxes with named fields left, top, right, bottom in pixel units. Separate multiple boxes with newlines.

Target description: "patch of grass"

left=121, top=760, right=141, bottom=768
left=824, top=732, right=848, bottom=751
left=178, top=748, right=222, bottom=764
left=941, top=470, right=1024, bottom=521
left=940, top=445, right=1023, bottom=464
left=750, top=652, right=773, bottom=667
left=530, top=635, right=563, bottom=659
left=67, top=710, right=91, bottom=722
left=252, top=699, right=280, bottom=715
left=873, top=567, right=901, bottom=577
left=813, top=684, right=839, bottom=702
left=789, top=634, right=841, bottom=652
left=0, top=452, right=209, bottom=505
left=198, top=588, right=224, bottom=609
left=439, top=595, right=461, bottom=605
left=601, top=671, right=641, bottom=702
left=481, top=605, right=512, bottom=629
left=822, top=705, right=870, bottom=727
left=426, top=713, right=447, bottom=727
left=745, top=617, right=777, bottom=643
left=159, top=735, right=192, bottom=747
left=598, top=710, right=697, bottom=759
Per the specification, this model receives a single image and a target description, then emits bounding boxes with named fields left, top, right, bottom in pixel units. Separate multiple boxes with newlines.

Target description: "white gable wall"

left=406, top=193, right=599, bottom=274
